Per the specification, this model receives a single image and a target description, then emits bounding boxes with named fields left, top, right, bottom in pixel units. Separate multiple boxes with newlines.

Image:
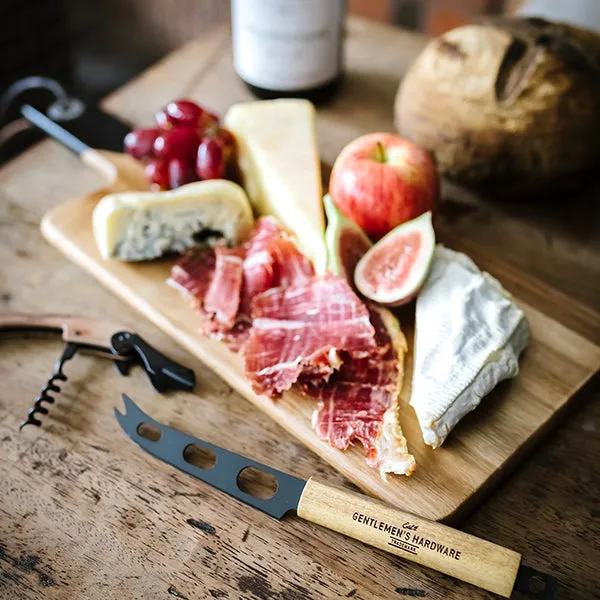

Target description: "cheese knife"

left=21, top=103, right=149, bottom=193
left=115, top=394, right=556, bottom=599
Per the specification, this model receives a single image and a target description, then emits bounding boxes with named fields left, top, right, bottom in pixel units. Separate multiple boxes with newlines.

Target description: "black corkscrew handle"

left=110, top=332, right=196, bottom=393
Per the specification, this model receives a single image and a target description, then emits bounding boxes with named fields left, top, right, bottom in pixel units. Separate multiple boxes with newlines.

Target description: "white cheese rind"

left=410, top=245, right=530, bottom=449
left=224, top=99, right=326, bottom=272
left=92, top=180, right=253, bottom=261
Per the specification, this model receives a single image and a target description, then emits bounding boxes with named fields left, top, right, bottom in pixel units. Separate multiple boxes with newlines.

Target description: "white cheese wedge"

left=224, top=99, right=326, bottom=272
left=410, top=245, right=530, bottom=448
left=93, top=180, right=253, bottom=261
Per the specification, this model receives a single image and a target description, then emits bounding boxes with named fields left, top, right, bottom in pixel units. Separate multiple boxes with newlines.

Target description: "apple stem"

left=375, top=141, right=386, bottom=163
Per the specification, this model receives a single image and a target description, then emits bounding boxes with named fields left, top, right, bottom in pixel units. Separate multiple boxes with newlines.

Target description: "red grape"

left=196, top=138, right=226, bottom=180
left=124, top=127, right=160, bottom=160
left=145, top=159, right=170, bottom=190
left=215, top=127, right=236, bottom=159
left=168, top=158, right=195, bottom=189
left=155, top=99, right=204, bottom=129
left=153, top=126, right=200, bottom=162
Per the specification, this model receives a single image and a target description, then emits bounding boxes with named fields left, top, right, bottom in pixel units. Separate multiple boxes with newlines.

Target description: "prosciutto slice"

left=241, top=217, right=313, bottom=315
left=204, top=247, right=245, bottom=329
left=303, top=306, right=415, bottom=477
left=168, top=248, right=216, bottom=310
left=168, top=217, right=313, bottom=349
left=243, top=274, right=377, bottom=396
left=168, top=217, right=415, bottom=476
left=169, top=245, right=246, bottom=340
left=210, top=320, right=252, bottom=353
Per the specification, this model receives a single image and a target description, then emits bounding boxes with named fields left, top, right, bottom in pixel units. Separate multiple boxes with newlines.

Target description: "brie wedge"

left=410, top=246, right=530, bottom=448
left=224, top=99, right=326, bottom=272
left=93, top=180, right=253, bottom=261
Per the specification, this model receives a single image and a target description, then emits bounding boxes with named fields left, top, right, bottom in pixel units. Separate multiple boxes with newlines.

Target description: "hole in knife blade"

left=237, top=466, right=278, bottom=499
left=183, top=444, right=216, bottom=470
left=136, top=422, right=162, bottom=442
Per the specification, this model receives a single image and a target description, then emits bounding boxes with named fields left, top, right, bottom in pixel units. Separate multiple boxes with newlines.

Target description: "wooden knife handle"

left=21, top=104, right=149, bottom=192
left=80, top=149, right=151, bottom=191
left=297, top=479, right=521, bottom=598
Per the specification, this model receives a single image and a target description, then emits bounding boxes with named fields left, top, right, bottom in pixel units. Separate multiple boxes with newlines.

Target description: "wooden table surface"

left=1, top=18, right=599, bottom=600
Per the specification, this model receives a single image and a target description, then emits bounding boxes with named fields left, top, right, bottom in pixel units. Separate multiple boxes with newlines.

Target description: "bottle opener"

left=0, top=312, right=195, bottom=428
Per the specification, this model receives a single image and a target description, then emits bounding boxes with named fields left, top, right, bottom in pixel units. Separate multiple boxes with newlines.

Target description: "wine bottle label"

left=232, top=0, right=345, bottom=91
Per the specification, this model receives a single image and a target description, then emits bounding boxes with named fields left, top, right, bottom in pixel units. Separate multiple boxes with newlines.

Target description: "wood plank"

left=40, top=183, right=600, bottom=522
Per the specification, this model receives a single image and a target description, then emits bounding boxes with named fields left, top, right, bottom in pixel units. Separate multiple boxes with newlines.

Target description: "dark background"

left=0, top=0, right=555, bottom=163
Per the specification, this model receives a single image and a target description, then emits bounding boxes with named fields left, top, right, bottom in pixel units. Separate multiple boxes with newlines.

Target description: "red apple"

left=329, top=132, right=439, bottom=240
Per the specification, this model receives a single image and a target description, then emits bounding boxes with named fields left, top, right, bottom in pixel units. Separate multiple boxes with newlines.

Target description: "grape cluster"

left=124, top=99, right=235, bottom=190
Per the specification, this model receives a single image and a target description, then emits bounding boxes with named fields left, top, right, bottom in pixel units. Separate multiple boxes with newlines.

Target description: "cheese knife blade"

left=115, top=394, right=556, bottom=599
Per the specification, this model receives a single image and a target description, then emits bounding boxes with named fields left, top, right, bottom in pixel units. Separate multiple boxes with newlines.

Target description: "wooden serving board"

left=41, top=189, right=600, bottom=522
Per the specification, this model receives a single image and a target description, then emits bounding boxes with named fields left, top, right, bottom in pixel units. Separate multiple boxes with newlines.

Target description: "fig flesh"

left=354, top=211, right=435, bottom=306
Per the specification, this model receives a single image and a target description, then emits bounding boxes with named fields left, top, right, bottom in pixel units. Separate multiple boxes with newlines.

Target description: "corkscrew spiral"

left=19, top=343, right=78, bottom=429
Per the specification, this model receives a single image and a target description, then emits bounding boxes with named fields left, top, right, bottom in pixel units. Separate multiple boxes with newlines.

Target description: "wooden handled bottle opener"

left=116, top=395, right=557, bottom=599
left=0, top=313, right=196, bottom=428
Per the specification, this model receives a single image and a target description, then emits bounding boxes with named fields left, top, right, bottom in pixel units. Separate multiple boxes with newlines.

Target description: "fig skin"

left=354, top=212, right=436, bottom=307
left=323, top=194, right=372, bottom=285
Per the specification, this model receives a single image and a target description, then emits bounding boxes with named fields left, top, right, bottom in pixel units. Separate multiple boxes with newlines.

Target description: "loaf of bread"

left=395, top=17, right=600, bottom=188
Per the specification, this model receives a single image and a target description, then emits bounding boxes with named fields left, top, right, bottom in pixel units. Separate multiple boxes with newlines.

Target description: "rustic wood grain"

left=40, top=181, right=600, bottom=523
left=1, top=16, right=599, bottom=600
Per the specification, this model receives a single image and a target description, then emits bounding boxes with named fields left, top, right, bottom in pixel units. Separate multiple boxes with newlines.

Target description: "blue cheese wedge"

left=92, top=180, right=253, bottom=261
left=411, top=246, right=530, bottom=448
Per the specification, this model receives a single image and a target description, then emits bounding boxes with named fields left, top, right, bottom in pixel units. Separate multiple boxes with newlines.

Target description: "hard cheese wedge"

left=93, top=180, right=253, bottom=261
left=411, top=246, right=530, bottom=448
left=224, top=99, right=326, bottom=272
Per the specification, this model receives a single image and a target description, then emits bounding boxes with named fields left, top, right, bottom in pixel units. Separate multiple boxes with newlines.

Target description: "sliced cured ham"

left=204, top=247, right=245, bottom=329
left=168, top=217, right=314, bottom=349
left=167, top=216, right=415, bottom=476
left=210, top=320, right=252, bottom=353
left=241, top=217, right=313, bottom=315
left=168, top=247, right=216, bottom=309
left=243, top=274, right=377, bottom=396
left=169, top=246, right=246, bottom=339
left=303, top=306, right=415, bottom=477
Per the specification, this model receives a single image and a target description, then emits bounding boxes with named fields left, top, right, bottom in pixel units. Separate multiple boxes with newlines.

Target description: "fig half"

left=324, top=193, right=372, bottom=283
left=354, top=211, right=435, bottom=306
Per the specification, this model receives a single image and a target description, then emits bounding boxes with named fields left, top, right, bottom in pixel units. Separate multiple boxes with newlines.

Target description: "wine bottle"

left=231, top=0, right=346, bottom=103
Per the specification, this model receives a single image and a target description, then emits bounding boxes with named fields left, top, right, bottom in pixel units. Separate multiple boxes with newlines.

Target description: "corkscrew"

left=0, top=313, right=196, bottom=429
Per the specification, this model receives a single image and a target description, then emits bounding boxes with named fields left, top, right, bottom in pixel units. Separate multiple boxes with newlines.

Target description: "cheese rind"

left=410, top=246, right=530, bottom=448
left=224, top=99, right=326, bottom=272
left=92, top=180, right=253, bottom=261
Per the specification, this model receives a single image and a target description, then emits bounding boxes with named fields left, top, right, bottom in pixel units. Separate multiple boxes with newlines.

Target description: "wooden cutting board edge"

left=40, top=196, right=600, bottom=523
left=444, top=364, right=600, bottom=523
